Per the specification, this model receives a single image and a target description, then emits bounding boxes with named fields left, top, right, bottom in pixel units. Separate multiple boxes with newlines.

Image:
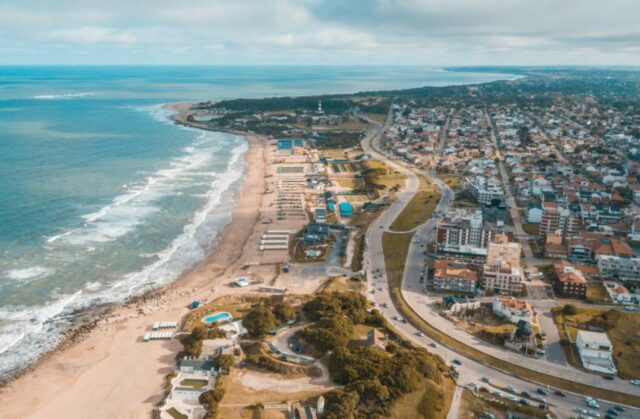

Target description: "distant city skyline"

left=0, top=0, right=639, bottom=65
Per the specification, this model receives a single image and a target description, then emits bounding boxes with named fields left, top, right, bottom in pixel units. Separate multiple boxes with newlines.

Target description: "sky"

left=0, top=0, right=639, bottom=66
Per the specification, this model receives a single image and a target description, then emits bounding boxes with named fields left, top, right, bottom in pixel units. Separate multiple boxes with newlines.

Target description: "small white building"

left=576, top=330, right=617, bottom=375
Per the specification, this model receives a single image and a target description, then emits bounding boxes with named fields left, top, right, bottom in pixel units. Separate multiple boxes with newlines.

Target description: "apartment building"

left=482, top=234, right=523, bottom=295
left=538, top=202, right=581, bottom=241
left=432, top=259, right=478, bottom=294
left=468, top=176, right=504, bottom=205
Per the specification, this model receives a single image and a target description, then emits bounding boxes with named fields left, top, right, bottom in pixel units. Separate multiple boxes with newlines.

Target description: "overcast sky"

left=1, top=0, right=638, bottom=65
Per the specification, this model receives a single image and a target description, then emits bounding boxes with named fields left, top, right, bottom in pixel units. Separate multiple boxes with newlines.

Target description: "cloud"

left=0, top=0, right=638, bottom=65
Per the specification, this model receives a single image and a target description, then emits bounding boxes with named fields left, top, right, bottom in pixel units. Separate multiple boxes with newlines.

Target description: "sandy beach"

left=0, top=105, right=269, bottom=419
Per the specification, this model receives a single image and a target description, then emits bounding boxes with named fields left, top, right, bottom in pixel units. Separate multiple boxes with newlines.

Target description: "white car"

left=506, top=385, right=517, bottom=393
left=630, top=379, right=640, bottom=386
left=624, top=305, right=638, bottom=312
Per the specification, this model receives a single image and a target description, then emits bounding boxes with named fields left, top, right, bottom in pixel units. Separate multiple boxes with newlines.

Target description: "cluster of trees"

left=198, top=377, right=226, bottom=419
left=178, top=325, right=226, bottom=359
left=204, top=96, right=356, bottom=113
left=299, top=292, right=448, bottom=418
left=323, top=344, right=449, bottom=418
left=242, top=300, right=296, bottom=338
left=312, top=131, right=365, bottom=149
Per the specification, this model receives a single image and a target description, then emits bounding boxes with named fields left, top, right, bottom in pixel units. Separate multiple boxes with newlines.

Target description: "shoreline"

left=0, top=102, right=269, bottom=418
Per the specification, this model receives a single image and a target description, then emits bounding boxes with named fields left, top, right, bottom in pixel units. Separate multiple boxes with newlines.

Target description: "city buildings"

left=432, top=259, right=479, bottom=294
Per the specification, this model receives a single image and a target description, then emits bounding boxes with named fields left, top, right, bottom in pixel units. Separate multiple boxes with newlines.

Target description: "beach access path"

left=0, top=114, right=271, bottom=419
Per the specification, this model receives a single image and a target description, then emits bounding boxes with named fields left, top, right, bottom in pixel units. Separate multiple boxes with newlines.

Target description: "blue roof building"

left=339, top=201, right=353, bottom=217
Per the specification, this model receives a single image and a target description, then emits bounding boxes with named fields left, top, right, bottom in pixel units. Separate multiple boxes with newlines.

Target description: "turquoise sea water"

left=0, top=66, right=516, bottom=379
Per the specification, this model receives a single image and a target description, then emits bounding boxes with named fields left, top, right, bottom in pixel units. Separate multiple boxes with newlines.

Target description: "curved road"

left=359, top=112, right=640, bottom=418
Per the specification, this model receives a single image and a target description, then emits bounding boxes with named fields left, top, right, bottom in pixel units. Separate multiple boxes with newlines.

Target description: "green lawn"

left=389, top=177, right=441, bottom=231
left=166, top=407, right=188, bottom=419
left=179, top=379, right=208, bottom=388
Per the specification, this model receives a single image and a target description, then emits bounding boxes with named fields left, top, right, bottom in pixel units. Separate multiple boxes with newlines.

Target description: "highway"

left=359, top=110, right=640, bottom=418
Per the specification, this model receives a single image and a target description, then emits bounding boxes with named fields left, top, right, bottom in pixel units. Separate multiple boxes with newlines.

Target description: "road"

left=359, top=110, right=640, bottom=418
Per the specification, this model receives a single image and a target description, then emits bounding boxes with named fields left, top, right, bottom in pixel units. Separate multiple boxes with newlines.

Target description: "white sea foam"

left=0, top=290, right=83, bottom=371
left=33, top=92, right=95, bottom=100
left=48, top=131, right=223, bottom=246
left=4, top=266, right=54, bottom=281
left=108, top=139, right=247, bottom=298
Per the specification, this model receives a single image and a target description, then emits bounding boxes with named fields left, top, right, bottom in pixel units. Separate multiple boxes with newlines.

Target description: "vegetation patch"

left=299, top=292, right=454, bottom=419
left=390, top=176, right=441, bottom=231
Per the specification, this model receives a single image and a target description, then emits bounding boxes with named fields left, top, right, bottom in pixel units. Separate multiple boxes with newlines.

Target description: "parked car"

left=554, top=389, right=566, bottom=397
left=521, top=391, right=531, bottom=398
left=481, top=377, right=490, bottom=383
left=536, top=387, right=548, bottom=395
left=506, top=385, right=517, bottom=393
left=430, top=342, right=438, bottom=348
left=629, top=379, right=640, bottom=386
left=452, top=359, right=462, bottom=366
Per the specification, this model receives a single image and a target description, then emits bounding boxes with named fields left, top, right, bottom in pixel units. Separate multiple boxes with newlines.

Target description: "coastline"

left=0, top=102, right=268, bottom=419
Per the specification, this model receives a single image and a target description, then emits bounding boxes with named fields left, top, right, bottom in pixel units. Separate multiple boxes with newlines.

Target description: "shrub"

left=562, top=304, right=578, bottom=315
left=273, top=302, right=296, bottom=323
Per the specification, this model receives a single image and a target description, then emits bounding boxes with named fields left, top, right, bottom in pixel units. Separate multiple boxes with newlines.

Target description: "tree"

left=243, top=305, right=277, bottom=337
left=273, top=302, right=296, bottom=323
left=215, top=354, right=234, bottom=370
left=562, top=304, right=578, bottom=315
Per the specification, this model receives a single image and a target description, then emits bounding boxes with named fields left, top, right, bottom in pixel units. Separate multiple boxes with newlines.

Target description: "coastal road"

left=360, top=110, right=640, bottom=418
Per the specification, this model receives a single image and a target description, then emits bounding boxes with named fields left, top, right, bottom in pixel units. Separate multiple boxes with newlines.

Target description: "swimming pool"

left=202, top=311, right=232, bottom=324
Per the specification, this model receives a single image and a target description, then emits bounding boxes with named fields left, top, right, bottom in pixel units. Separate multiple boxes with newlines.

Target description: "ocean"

left=0, top=66, right=516, bottom=379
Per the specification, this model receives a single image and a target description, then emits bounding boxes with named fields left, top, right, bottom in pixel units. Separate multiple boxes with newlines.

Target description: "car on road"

left=492, top=391, right=503, bottom=397
left=519, top=399, right=529, bottom=406
left=630, top=379, right=640, bottom=386
left=553, top=389, right=565, bottom=397
left=606, top=409, right=619, bottom=416
left=416, top=331, right=425, bottom=337
left=536, top=388, right=548, bottom=395
left=382, top=302, right=388, bottom=308
left=603, top=374, right=614, bottom=380
left=613, top=406, right=625, bottom=412
left=574, top=407, right=588, bottom=414
left=452, top=359, right=462, bottom=366
left=586, top=398, right=600, bottom=409
left=588, top=410, right=600, bottom=418
left=507, top=395, right=518, bottom=402
left=623, top=305, right=638, bottom=312
left=521, top=391, right=532, bottom=398
left=534, top=395, right=545, bottom=402
left=506, top=385, right=517, bottom=393
left=429, top=342, right=438, bottom=348
left=481, top=377, right=490, bottom=383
